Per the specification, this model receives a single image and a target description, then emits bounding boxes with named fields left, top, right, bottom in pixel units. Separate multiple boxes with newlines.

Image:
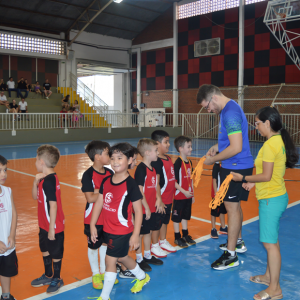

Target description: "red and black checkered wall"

left=132, top=1, right=300, bottom=92
left=0, top=55, right=58, bottom=86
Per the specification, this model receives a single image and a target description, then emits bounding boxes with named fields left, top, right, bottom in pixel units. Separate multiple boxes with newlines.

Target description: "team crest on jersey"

left=57, top=185, right=60, bottom=190
left=187, top=168, right=191, bottom=177
left=105, top=192, right=113, bottom=204
left=170, top=166, right=174, bottom=176
left=151, top=176, right=156, bottom=186
left=0, top=203, right=3, bottom=209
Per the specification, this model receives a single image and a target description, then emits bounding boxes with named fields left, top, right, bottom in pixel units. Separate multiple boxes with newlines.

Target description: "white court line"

left=191, top=216, right=221, bottom=226
left=7, top=168, right=81, bottom=190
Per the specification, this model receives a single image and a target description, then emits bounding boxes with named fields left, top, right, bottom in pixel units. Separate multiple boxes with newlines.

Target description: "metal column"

left=173, top=2, right=178, bottom=126
left=136, top=48, right=141, bottom=111
left=238, top=0, right=245, bottom=109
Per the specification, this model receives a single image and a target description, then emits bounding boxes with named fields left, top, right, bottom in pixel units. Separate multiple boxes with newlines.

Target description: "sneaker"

left=99, top=273, right=119, bottom=284
left=119, top=269, right=136, bottom=279
left=219, top=226, right=228, bottom=235
left=219, top=239, right=247, bottom=253
left=211, top=251, right=239, bottom=270
left=143, top=256, right=163, bottom=265
left=183, top=235, right=196, bottom=245
left=92, top=274, right=103, bottom=289
left=130, top=273, right=150, bottom=294
left=1, top=295, right=16, bottom=300
left=31, top=273, right=53, bottom=287
left=46, top=278, right=64, bottom=294
left=137, top=259, right=152, bottom=272
left=159, top=240, right=177, bottom=253
left=211, top=228, right=219, bottom=239
left=116, top=263, right=121, bottom=273
left=174, top=237, right=189, bottom=248
left=151, top=244, right=167, bottom=258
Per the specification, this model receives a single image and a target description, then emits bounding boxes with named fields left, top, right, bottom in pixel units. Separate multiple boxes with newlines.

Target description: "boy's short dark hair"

left=37, top=144, right=60, bottom=168
left=196, top=84, right=222, bottom=104
left=109, top=143, right=134, bottom=159
left=0, top=155, right=8, bottom=166
left=132, top=146, right=139, bottom=155
left=151, top=130, right=169, bottom=143
left=137, top=138, right=157, bottom=157
left=174, top=136, right=192, bottom=152
left=85, top=140, right=110, bottom=162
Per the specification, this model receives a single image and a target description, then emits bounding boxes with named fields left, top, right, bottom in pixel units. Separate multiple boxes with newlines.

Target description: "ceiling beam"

left=68, top=0, right=114, bottom=46
left=77, top=21, right=139, bottom=33
left=101, top=12, right=149, bottom=24
left=121, top=2, right=162, bottom=14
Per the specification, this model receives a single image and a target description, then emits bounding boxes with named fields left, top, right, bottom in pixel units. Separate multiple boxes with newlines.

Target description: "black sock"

left=182, top=229, right=189, bottom=237
left=53, top=260, right=62, bottom=279
left=43, top=255, right=53, bottom=277
left=175, top=232, right=181, bottom=240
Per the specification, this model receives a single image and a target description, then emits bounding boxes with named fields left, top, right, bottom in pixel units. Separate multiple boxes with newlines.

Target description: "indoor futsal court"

left=1, top=138, right=300, bottom=300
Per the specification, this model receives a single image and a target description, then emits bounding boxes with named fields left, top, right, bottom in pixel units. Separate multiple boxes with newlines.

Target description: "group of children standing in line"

left=1, top=129, right=216, bottom=300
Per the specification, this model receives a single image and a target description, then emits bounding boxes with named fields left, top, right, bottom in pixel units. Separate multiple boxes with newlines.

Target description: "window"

left=178, top=0, right=266, bottom=19
left=0, top=33, right=66, bottom=55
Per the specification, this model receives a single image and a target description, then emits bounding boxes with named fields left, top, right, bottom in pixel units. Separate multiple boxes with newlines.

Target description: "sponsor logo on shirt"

left=151, top=176, right=156, bottom=186
left=105, top=192, right=113, bottom=204
left=103, top=192, right=116, bottom=212
left=57, top=185, right=60, bottom=190
left=171, top=166, right=174, bottom=176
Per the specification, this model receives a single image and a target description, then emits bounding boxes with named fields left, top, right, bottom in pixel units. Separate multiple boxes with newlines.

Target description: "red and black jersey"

left=81, top=166, right=114, bottom=225
left=37, top=173, right=65, bottom=233
left=151, top=155, right=175, bottom=205
left=100, top=175, right=142, bottom=235
left=134, top=162, right=157, bottom=213
left=174, top=158, right=193, bottom=200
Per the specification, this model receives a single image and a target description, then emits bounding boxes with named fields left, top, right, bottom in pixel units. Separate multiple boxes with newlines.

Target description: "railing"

left=1, top=112, right=299, bottom=145
left=70, top=73, right=110, bottom=113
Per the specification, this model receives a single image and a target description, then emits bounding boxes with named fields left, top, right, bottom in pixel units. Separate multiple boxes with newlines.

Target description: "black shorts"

left=140, top=212, right=164, bottom=235
left=162, top=203, right=172, bottom=225
left=171, top=199, right=192, bottom=223
left=84, top=224, right=103, bottom=250
left=103, top=232, right=132, bottom=258
left=0, top=250, right=18, bottom=277
left=220, top=167, right=253, bottom=202
left=20, top=110, right=26, bottom=113
left=39, top=228, right=64, bottom=259
left=211, top=202, right=227, bottom=217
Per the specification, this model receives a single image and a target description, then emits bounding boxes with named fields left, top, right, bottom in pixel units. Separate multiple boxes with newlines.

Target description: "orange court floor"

left=1, top=152, right=300, bottom=300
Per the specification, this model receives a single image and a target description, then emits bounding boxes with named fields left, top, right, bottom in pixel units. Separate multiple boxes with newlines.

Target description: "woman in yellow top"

left=231, top=106, right=299, bottom=300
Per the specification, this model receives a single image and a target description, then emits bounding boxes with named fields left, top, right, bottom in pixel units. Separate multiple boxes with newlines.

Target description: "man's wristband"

left=242, top=175, right=247, bottom=183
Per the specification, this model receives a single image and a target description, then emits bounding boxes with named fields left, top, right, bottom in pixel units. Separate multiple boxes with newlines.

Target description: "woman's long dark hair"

left=256, top=106, right=299, bottom=168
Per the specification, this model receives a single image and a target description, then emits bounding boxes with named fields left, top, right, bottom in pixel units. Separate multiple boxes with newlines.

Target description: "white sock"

left=152, top=242, right=159, bottom=248
left=88, top=248, right=99, bottom=276
left=144, top=250, right=151, bottom=259
left=129, top=263, right=146, bottom=281
left=227, top=249, right=236, bottom=257
left=136, top=252, right=143, bottom=263
left=100, top=272, right=117, bottom=300
left=99, top=245, right=107, bottom=274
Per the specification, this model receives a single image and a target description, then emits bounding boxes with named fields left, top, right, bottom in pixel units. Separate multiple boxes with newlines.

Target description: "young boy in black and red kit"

left=172, top=136, right=196, bottom=248
left=134, top=139, right=165, bottom=272
left=31, top=145, right=65, bottom=294
left=81, top=141, right=118, bottom=289
left=90, top=143, right=150, bottom=300
left=151, top=130, right=177, bottom=253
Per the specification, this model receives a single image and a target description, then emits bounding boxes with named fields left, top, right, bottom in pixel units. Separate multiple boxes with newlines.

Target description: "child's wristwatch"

left=242, top=175, right=247, bottom=183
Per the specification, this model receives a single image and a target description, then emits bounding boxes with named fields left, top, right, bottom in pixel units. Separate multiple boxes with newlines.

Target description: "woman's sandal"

left=250, top=276, right=270, bottom=286
left=253, top=290, right=283, bottom=300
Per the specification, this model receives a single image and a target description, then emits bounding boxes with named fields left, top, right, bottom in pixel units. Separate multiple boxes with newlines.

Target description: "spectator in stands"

left=25, top=79, right=31, bottom=92
left=62, top=94, right=70, bottom=109
left=132, top=103, right=139, bottom=127
left=6, top=99, right=19, bottom=121
left=19, top=97, right=29, bottom=121
left=0, top=78, right=7, bottom=91
left=7, top=77, right=20, bottom=98
left=43, top=79, right=52, bottom=99
left=17, top=77, right=29, bottom=98
left=59, top=107, right=67, bottom=128
left=155, top=112, right=164, bottom=127
left=34, top=81, right=42, bottom=95
left=73, top=99, right=83, bottom=118
left=0, top=91, right=8, bottom=106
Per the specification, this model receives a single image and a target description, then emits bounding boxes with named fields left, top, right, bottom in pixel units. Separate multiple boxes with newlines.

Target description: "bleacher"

left=0, top=88, right=63, bottom=113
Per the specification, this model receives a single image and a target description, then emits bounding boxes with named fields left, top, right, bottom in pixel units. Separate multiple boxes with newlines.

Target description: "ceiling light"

left=113, top=0, right=123, bottom=3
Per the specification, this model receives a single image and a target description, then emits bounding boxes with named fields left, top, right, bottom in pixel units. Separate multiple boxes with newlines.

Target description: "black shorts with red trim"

left=103, top=232, right=132, bottom=258
left=220, top=167, right=253, bottom=202
left=211, top=202, right=227, bottom=217
left=140, top=212, right=164, bottom=235
left=171, top=198, right=192, bottom=223
left=39, top=228, right=64, bottom=259
left=0, top=250, right=18, bottom=277
left=162, top=203, right=172, bottom=225
left=84, top=224, right=103, bottom=250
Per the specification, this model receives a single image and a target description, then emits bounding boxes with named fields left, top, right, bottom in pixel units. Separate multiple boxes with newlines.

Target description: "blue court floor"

left=39, top=202, right=300, bottom=300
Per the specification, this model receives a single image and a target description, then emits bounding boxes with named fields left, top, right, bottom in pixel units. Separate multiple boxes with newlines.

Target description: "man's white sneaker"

left=159, top=240, right=177, bottom=253
left=151, top=244, right=167, bottom=258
